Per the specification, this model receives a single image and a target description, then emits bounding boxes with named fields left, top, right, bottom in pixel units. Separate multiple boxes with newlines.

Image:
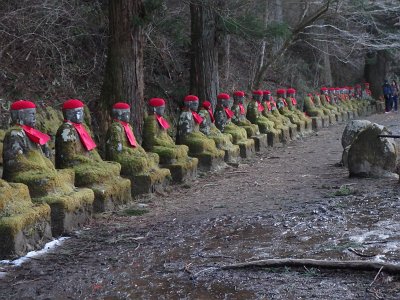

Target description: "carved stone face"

left=63, top=107, right=84, bottom=124
left=253, top=94, right=261, bottom=102
left=234, top=95, right=244, bottom=104
left=112, top=109, right=130, bottom=122
left=218, top=98, right=231, bottom=109
left=184, top=101, right=199, bottom=111
left=11, top=108, right=36, bottom=127
left=151, top=105, right=165, bottom=116
left=262, top=94, right=270, bottom=102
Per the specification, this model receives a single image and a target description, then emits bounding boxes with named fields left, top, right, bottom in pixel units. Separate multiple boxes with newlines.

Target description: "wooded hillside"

left=0, top=0, right=399, bottom=132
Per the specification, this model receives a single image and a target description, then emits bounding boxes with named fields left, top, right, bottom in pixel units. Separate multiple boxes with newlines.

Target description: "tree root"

left=221, top=258, right=400, bottom=274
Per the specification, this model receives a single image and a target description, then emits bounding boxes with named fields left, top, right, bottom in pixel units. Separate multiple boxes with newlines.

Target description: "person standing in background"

left=383, top=79, right=392, bottom=113
left=391, top=79, right=399, bottom=112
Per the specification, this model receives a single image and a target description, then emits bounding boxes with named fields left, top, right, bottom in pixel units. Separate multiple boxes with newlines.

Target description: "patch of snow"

left=0, top=237, right=69, bottom=267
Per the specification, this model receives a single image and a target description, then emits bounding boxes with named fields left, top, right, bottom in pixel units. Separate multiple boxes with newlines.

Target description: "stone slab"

left=311, top=117, right=323, bottom=131
left=251, top=134, right=268, bottom=152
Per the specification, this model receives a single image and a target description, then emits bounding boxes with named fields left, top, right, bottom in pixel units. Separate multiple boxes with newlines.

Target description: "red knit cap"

left=217, top=93, right=230, bottom=99
left=277, top=89, right=286, bottom=95
left=149, top=98, right=165, bottom=107
left=202, top=101, right=212, bottom=109
left=263, top=90, right=271, bottom=95
left=113, top=102, right=130, bottom=109
left=184, top=95, right=199, bottom=102
left=287, top=88, right=296, bottom=94
left=328, top=87, right=335, bottom=91
left=335, top=87, right=340, bottom=91
left=307, top=93, right=313, bottom=96
left=348, top=86, right=354, bottom=90
left=364, top=82, right=370, bottom=87
left=233, top=91, right=245, bottom=97
left=355, top=84, right=361, bottom=88
left=320, top=87, right=328, bottom=91
left=11, top=100, right=36, bottom=110
left=252, top=90, right=263, bottom=96
left=62, top=99, right=84, bottom=110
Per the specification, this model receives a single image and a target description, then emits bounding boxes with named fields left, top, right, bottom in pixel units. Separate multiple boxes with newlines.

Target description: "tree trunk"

left=99, top=0, right=145, bottom=141
left=364, top=50, right=390, bottom=99
left=190, top=1, right=219, bottom=108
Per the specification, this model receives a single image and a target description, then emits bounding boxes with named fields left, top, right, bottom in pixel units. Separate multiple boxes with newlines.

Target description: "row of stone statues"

left=0, top=84, right=376, bottom=259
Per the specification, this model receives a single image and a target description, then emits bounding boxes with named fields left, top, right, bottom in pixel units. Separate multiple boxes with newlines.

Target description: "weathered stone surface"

left=3, top=126, right=94, bottom=235
left=0, top=179, right=52, bottom=259
left=311, top=117, right=322, bottom=131
left=55, top=122, right=129, bottom=214
left=105, top=120, right=171, bottom=198
left=348, top=123, right=397, bottom=177
left=0, top=129, right=4, bottom=165
left=341, top=120, right=372, bottom=149
left=142, top=115, right=198, bottom=183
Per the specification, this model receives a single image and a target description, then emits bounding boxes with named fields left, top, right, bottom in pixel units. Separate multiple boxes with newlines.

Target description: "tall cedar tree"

left=100, top=0, right=145, bottom=140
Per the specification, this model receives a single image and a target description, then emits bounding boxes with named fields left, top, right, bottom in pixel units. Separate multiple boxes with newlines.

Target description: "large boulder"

left=347, top=123, right=397, bottom=178
left=342, top=120, right=372, bottom=149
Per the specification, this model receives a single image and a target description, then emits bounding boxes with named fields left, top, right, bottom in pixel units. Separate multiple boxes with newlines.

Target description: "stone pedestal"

left=311, top=117, right=323, bottom=131
left=321, top=115, right=330, bottom=127
left=341, top=111, right=348, bottom=122
left=329, top=114, right=337, bottom=125
left=251, top=134, right=268, bottom=151
left=0, top=180, right=52, bottom=259
left=162, top=158, right=198, bottom=183
left=238, top=139, right=256, bottom=158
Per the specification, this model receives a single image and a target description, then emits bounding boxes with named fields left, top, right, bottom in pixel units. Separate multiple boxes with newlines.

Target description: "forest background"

left=0, top=0, right=399, bottom=139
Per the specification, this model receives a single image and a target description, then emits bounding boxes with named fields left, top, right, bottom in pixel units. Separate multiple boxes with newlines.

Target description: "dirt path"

left=1, top=113, right=400, bottom=299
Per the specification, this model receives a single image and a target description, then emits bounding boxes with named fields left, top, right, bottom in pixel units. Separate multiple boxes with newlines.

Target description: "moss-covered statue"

left=274, top=90, right=299, bottom=139
left=2, top=100, right=94, bottom=236
left=55, top=99, right=131, bottom=212
left=213, top=93, right=255, bottom=157
left=260, top=90, right=291, bottom=143
left=303, top=93, right=325, bottom=117
left=105, top=102, right=171, bottom=197
left=142, top=98, right=198, bottom=182
left=277, top=88, right=311, bottom=134
left=198, top=100, right=240, bottom=163
left=285, top=88, right=312, bottom=133
left=230, top=91, right=268, bottom=151
left=176, top=95, right=225, bottom=170
left=246, top=90, right=282, bottom=145
left=0, top=179, right=51, bottom=258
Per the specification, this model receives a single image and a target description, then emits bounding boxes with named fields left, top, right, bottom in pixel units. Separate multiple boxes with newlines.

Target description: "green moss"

left=304, top=97, right=324, bottom=117
left=74, top=161, right=121, bottom=186
left=90, top=176, right=131, bottom=201
left=122, top=208, right=149, bottom=216
left=105, top=121, right=170, bottom=177
left=0, top=187, right=50, bottom=237
left=36, top=106, right=63, bottom=136
left=38, top=187, right=94, bottom=212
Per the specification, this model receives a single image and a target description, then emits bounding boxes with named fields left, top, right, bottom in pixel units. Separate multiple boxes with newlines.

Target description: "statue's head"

left=287, top=88, right=296, bottom=97
left=277, top=89, right=286, bottom=99
left=233, top=91, right=245, bottom=104
left=252, top=90, right=263, bottom=101
left=149, top=98, right=166, bottom=115
left=262, top=90, right=271, bottom=102
left=328, top=87, right=335, bottom=95
left=112, top=102, right=130, bottom=122
left=62, top=99, right=85, bottom=124
left=320, top=87, right=328, bottom=95
left=217, top=93, right=231, bottom=108
left=202, top=100, right=212, bottom=111
left=183, top=95, right=199, bottom=111
left=10, top=100, right=37, bottom=127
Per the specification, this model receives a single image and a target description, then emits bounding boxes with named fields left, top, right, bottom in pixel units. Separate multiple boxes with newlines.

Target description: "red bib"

left=208, top=109, right=215, bottom=123
left=68, top=121, right=97, bottom=151
left=282, top=99, right=288, bottom=106
left=291, top=97, right=297, bottom=105
left=266, top=102, right=272, bottom=111
left=191, top=111, right=203, bottom=124
left=116, top=120, right=137, bottom=148
left=256, top=101, right=264, bottom=112
left=238, top=104, right=245, bottom=115
left=224, top=107, right=234, bottom=119
left=156, top=114, right=170, bottom=130
left=20, top=125, right=50, bottom=145
left=310, top=97, right=314, bottom=104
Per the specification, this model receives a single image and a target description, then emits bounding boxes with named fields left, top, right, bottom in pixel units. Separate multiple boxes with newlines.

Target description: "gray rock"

left=342, top=120, right=372, bottom=149
left=348, top=123, right=397, bottom=177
